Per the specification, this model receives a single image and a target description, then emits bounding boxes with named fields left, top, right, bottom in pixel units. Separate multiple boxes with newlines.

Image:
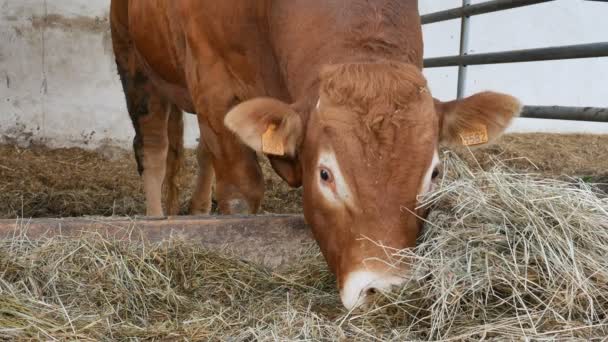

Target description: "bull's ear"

left=435, top=91, right=522, bottom=147
left=225, top=97, right=304, bottom=187
left=225, top=98, right=304, bottom=157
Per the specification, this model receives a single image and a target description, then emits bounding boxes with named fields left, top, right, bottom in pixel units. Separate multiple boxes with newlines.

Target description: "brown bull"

left=110, top=0, right=521, bottom=309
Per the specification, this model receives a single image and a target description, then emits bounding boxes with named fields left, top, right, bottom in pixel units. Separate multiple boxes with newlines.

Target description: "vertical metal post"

left=456, top=0, right=471, bottom=99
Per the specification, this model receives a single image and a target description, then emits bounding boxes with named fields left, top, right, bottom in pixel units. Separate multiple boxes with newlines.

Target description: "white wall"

left=1, top=0, right=607, bottom=150
left=0, top=0, right=200, bottom=148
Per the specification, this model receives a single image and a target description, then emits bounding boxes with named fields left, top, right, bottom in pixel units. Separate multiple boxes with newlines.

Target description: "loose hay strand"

left=1, top=152, right=607, bottom=340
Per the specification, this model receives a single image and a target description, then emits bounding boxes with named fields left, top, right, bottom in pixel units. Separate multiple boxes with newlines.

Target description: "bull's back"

left=110, top=0, right=284, bottom=110
left=111, top=0, right=195, bottom=111
left=111, top=0, right=422, bottom=109
left=128, top=1, right=187, bottom=86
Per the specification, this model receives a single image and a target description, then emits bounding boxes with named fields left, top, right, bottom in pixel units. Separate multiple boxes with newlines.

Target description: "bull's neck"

left=269, top=0, right=422, bottom=109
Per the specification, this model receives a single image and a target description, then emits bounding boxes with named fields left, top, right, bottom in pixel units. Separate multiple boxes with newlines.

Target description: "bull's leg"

left=183, top=38, right=265, bottom=214
left=190, top=94, right=265, bottom=215
left=164, top=105, right=184, bottom=216
left=189, top=126, right=215, bottom=215
left=199, top=116, right=265, bottom=215
left=111, top=1, right=174, bottom=217
left=137, top=96, right=171, bottom=217
left=114, top=64, right=171, bottom=216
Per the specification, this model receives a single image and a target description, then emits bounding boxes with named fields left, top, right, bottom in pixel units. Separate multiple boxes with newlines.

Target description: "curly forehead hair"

left=318, top=61, right=435, bottom=155
left=319, top=61, right=428, bottom=115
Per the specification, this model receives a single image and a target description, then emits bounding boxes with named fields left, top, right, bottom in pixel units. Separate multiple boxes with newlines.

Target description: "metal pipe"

left=456, top=0, right=471, bottom=99
left=424, top=42, right=608, bottom=67
left=421, top=0, right=555, bottom=24
left=521, top=106, right=608, bottom=122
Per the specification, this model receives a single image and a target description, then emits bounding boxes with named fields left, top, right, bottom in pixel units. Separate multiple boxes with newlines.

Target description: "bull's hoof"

left=225, top=198, right=251, bottom=215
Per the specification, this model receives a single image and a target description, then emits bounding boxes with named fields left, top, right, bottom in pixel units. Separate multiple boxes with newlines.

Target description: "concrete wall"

left=1, top=0, right=607, bottom=150
left=1, top=1, right=132, bottom=148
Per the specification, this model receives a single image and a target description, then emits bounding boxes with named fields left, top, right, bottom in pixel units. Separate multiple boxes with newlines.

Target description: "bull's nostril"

left=341, top=271, right=407, bottom=310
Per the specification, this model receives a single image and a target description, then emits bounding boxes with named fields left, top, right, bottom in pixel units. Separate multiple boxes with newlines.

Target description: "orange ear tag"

left=459, top=125, right=489, bottom=146
left=262, top=124, right=285, bottom=156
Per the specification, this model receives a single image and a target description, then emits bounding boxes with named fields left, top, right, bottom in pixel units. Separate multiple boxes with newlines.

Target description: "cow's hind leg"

left=111, top=2, right=173, bottom=217
left=189, top=132, right=215, bottom=215
left=141, top=97, right=172, bottom=217
left=116, top=64, right=171, bottom=217
left=164, top=105, right=184, bottom=215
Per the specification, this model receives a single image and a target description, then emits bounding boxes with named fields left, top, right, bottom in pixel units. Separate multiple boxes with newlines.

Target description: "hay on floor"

left=1, top=153, right=607, bottom=340
left=1, top=133, right=606, bottom=219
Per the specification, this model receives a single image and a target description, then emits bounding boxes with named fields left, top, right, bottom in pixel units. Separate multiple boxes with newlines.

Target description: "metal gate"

left=421, top=0, right=608, bottom=122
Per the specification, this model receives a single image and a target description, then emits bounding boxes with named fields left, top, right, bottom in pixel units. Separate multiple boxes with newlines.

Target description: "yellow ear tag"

left=262, top=124, right=285, bottom=156
left=459, top=125, right=489, bottom=146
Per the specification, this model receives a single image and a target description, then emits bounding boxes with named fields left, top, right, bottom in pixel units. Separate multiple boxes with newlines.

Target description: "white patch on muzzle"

left=340, top=270, right=406, bottom=310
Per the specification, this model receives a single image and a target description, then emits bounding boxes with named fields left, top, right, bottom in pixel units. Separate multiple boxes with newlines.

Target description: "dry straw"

left=1, top=152, right=607, bottom=340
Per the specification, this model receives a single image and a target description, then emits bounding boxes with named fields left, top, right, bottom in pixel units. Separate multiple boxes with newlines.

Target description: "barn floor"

left=0, top=133, right=607, bottom=219
left=2, top=141, right=607, bottom=340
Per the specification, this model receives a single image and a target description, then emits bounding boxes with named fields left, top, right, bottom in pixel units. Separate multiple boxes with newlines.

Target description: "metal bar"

left=421, top=0, right=554, bottom=24
left=521, top=106, right=608, bottom=122
left=424, top=42, right=608, bottom=67
left=456, top=0, right=471, bottom=99
left=0, top=215, right=312, bottom=269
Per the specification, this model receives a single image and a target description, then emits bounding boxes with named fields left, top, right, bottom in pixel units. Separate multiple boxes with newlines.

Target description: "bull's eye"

left=320, top=168, right=333, bottom=183
left=431, top=167, right=440, bottom=180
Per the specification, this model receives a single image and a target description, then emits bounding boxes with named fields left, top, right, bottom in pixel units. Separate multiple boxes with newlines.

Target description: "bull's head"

left=226, top=62, right=521, bottom=309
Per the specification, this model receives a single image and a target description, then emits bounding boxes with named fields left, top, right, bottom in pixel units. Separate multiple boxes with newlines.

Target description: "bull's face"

left=226, top=62, right=521, bottom=309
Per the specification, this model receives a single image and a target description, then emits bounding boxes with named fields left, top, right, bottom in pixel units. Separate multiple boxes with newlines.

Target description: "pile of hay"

left=1, top=153, right=607, bottom=340
left=0, top=144, right=147, bottom=218
left=0, top=144, right=302, bottom=218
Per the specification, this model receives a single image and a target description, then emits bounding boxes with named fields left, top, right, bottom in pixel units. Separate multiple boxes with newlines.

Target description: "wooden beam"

left=0, top=215, right=313, bottom=269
